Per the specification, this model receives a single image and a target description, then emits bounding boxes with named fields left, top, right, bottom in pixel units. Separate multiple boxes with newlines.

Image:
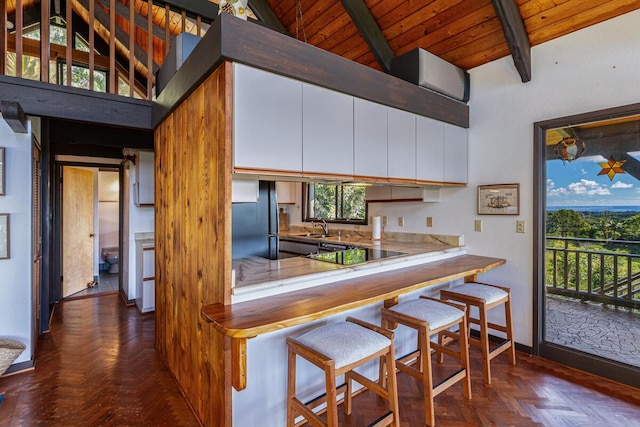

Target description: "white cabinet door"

left=416, top=116, right=444, bottom=182
left=303, top=83, right=354, bottom=176
left=276, top=182, right=296, bottom=204
left=354, top=98, right=387, bottom=178
left=387, top=108, right=416, bottom=180
left=444, top=124, right=468, bottom=183
left=233, top=63, right=303, bottom=172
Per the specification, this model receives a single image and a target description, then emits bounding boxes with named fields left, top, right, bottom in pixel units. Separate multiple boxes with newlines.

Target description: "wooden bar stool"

left=440, top=282, right=516, bottom=385
left=287, top=317, right=400, bottom=427
left=381, top=296, right=471, bottom=427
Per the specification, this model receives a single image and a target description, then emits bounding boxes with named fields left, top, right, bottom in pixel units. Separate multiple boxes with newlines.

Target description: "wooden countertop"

left=204, top=254, right=505, bottom=338
left=203, top=253, right=505, bottom=390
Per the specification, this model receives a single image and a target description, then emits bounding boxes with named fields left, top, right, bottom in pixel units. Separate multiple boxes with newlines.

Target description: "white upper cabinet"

left=354, top=98, right=388, bottom=178
left=387, top=107, right=416, bottom=181
left=416, top=116, right=444, bottom=182
left=275, top=181, right=296, bottom=205
left=233, top=63, right=303, bottom=172
left=444, top=124, right=468, bottom=183
left=303, top=83, right=354, bottom=176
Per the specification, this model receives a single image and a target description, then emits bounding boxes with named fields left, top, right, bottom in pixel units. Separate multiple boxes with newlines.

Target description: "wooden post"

left=40, top=0, right=50, bottom=82
left=109, top=0, right=116, bottom=94
left=147, top=0, right=154, bottom=99
left=129, top=0, right=135, bottom=97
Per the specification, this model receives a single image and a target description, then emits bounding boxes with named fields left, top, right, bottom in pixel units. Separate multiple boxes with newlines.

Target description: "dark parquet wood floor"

left=1, top=294, right=640, bottom=426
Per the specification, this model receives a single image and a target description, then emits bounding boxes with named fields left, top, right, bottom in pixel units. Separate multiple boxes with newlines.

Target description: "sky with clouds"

left=547, top=152, right=640, bottom=207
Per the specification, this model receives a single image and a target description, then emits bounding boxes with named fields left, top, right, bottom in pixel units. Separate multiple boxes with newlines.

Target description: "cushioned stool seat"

left=287, top=317, right=400, bottom=426
left=382, top=297, right=471, bottom=427
left=440, top=282, right=516, bottom=385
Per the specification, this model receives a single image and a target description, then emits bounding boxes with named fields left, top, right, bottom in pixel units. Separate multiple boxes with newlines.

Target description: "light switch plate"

left=382, top=216, right=388, bottom=226
left=474, top=219, right=482, bottom=232
left=426, top=217, right=433, bottom=227
left=516, top=220, right=525, bottom=233
left=398, top=217, right=404, bottom=227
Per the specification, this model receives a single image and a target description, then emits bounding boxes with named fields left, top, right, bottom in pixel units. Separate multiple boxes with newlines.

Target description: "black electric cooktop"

left=307, top=248, right=407, bottom=265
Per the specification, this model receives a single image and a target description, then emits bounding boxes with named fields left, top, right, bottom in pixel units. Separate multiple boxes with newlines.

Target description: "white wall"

left=0, top=118, right=33, bottom=365
left=371, top=9, right=640, bottom=347
left=98, top=170, right=119, bottom=261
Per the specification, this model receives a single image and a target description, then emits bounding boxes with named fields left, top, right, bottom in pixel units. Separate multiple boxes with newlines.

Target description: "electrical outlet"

left=382, top=216, right=388, bottom=226
left=426, top=217, right=433, bottom=227
left=516, top=220, right=525, bottom=233
left=474, top=219, right=483, bottom=232
left=398, top=217, right=404, bottom=227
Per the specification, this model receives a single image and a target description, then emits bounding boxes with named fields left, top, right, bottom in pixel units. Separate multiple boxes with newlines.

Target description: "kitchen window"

left=303, top=183, right=367, bottom=224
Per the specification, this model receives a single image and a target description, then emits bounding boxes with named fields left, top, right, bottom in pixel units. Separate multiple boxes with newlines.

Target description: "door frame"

left=533, top=102, right=640, bottom=388
left=52, top=160, right=124, bottom=302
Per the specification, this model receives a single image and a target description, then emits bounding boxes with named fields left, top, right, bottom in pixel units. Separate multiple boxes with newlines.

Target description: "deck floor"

left=546, top=295, right=640, bottom=367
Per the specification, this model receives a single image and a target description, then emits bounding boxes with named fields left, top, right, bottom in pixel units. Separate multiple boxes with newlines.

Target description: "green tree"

left=547, top=209, right=592, bottom=237
left=619, top=214, right=640, bottom=241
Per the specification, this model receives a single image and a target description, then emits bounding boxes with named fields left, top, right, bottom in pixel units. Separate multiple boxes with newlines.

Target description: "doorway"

left=58, top=162, right=123, bottom=300
left=534, top=104, right=640, bottom=388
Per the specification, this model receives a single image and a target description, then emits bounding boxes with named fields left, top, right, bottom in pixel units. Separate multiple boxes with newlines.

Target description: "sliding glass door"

left=534, top=105, right=640, bottom=387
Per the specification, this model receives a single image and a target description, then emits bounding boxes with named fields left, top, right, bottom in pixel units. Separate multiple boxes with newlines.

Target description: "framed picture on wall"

left=0, top=147, right=5, bottom=196
left=478, top=184, right=520, bottom=215
left=0, top=213, right=9, bottom=259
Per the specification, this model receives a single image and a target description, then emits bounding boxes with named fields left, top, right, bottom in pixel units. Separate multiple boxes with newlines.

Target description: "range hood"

left=390, top=48, right=470, bottom=103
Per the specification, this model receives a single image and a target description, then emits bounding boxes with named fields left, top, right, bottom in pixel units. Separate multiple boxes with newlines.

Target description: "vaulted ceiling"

left=7, top=0, right=640, bottom=83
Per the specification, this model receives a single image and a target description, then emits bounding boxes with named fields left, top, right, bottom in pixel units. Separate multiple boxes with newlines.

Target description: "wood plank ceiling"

left=7, top=0, right=640, bottom=83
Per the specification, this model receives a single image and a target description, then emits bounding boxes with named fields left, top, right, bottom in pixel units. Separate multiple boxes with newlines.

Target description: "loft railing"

left=1, top=0, right=216, bottom=100
left=546, top=236, right=640, bottom=310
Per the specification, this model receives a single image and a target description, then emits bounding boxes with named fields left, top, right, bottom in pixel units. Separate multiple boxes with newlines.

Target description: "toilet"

left=101, top=247, right=120, bottom=274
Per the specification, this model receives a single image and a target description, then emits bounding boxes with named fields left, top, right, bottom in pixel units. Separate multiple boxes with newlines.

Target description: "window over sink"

left=303, top=183, right=367, bottom=224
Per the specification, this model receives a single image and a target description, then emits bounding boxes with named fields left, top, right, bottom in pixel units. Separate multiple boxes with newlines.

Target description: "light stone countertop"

left=231, top=229, right=466, bottom=303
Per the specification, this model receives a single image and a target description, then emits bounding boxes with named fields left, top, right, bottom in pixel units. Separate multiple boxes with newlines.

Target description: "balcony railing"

left=546, top=236, right=640, bottom=310
left=1, top=0, right=215, bottom=100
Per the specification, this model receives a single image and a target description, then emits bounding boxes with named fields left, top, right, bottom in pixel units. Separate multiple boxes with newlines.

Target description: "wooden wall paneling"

left=16, top=0, right=22, bottom=78
left=109, top=0, right=115, bottom=93
left=154, top=62, right=233, bottom=426
left=40, top=0, right=49, bottom=82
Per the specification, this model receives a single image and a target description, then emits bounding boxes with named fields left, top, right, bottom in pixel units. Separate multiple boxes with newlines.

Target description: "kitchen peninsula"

left=152, top=12, right=482, bottom=427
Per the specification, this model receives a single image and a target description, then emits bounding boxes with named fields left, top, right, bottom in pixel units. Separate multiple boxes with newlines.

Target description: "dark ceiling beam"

left=491, top=0, right=531, bottom=83
left=75, top=0, right=160, bottom=74
left=340, top=0, right=394, bottom=73
left=248, top=0, right=288, bottom=35
left=0, top=100, right=28, bottom=133
left=94, top=0, right=166, bottom=40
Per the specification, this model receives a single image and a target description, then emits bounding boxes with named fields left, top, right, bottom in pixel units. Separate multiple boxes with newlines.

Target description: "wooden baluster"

left=164, top=3, right=170, bottom=54
left=147, top=0, right=153, bottom=99
left=109, top=0, right=116, bottom=94
left=66, top=0, right=72, bottom=86
left=16, top=0, right=23, bottom=78
left=196, top=15, right=201, bottom=37
left=129, top=0, right=135, bottom=97
left=0, top=0, right=6, bottom=75
left=40, top=0, right=50, bottom=82
left=181, top=10, right=186, bottom=32
left=89, top=0, right=95, bottom=90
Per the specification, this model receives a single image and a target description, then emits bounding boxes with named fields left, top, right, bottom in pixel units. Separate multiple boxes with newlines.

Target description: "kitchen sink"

left=290, top=233, right=328, bottom=238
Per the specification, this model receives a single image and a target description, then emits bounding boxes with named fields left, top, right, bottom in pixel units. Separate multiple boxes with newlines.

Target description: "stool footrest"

left=488, top=339, right=512, bottom=361
left=368, top=411, right=394, bottom=427
left=303, top=383, right=348, bottom=409
left=433, top=368, right=466, bottom=397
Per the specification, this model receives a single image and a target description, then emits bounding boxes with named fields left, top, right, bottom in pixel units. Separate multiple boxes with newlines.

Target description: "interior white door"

left=62, top=166, right=95, bottom=298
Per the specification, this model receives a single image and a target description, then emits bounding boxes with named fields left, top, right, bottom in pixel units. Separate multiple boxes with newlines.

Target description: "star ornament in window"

left=597, top=156, right=626, bottom=181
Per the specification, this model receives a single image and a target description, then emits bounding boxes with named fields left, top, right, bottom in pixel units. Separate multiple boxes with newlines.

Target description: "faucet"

left=319, top=219, right=329, bottom=235
left=311, top=220, right=329, bottom=235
